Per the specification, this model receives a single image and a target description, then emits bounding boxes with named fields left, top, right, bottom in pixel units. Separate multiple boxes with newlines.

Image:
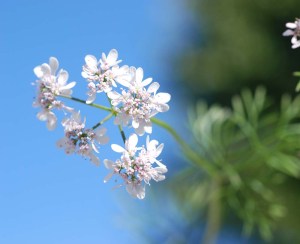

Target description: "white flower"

left=103, top=134, right=167, bottom=199
left=57, top=111, right=109, bottom=165
left=283, top=19, right=300, bottom=49
left=107, top=67, right=171, bottom=135
left=33, top=57, right=76, bottom=130
left=81, top=49, right=130, bottom=104
left=100, top=49, right=122, bottom=70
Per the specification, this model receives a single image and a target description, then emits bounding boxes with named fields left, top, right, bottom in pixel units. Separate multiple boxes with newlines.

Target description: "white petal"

left=37, top=111, right=47, bottom=121
left=156, top=104, right=169, bottom=112
left=291, top=36, right=298, bottom=44
left=92, top=142, right=99, bottom=153
left=286, top=22, right=297, bottom=29
left=147, top=82, right=160, bottom=93
left=107, top=49, right=118, bottom=63
left=86, top=93, right=96, bottom=104
left=49, top=57, right=59, bottom=75
left=156, top=143, right=164, bottom=157
left=60, top=81, right=76, bottom=91
left=33, top=66, right=44, bottom=78
left=127, top=134, right=138, bottom=150
left=292, top=41, right=300, bottom=49
left=46, top=113, right=57, bottom=130
left=90, top=154, right=100, bottom=166
left=104, top=172, right=114, bottom=183
left=132, top=119, right=139, bottom=129
left=135, top=68, right=144, bottom=84
left=57, top=69, right=69, bottom=86
left=282, top=29, right=294, bottom=36
left=85, top=55, right=98, bottom=67
left=155, top=93, right=171, bottom=103
left=107, top=91, right=120, bottom=100
left=111, top=144, right=125, bottom=153
left=103, top=159, right=114, bottom=169
left=97, top=136, right=109, bottom=145
left=141, top=78, right=152, bottom=87
left=135, top=125, right=145, bottom=136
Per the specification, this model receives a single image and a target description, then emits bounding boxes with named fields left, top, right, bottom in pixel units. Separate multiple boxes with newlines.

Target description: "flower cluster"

left=108, top=67, right=171, bottom=135
left=81, top=49, right=130, bottom=104
left=283, top=18, right=300, bottom=49
left=33, top=49, right=170, bottom=199
left=103, top=134, right=167, bottom=199
left=33, top=57, right=76, bottom=130
left=57, top=112, right=109, bottom=165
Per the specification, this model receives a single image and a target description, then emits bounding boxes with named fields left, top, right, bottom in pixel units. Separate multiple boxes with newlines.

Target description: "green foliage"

left=171, top=87, right=300, bottom=241
left=178, top=0, right=300, bottom=102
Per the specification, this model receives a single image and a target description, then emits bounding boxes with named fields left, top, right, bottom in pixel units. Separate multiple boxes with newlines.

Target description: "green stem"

left=202, top=176, right=222, bottom=244
left=151, top=117, right=215, bottom=176
left=58, top=94, right=112, bottom=112
left=118, top=125, right=127, bottom=143
left=92, top=113, right=114, bottom=130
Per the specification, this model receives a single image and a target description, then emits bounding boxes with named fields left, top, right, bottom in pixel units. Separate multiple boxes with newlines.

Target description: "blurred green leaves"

left=171, top=87, right=300, bottom=241
left=178, top=0, right=300, bottom=102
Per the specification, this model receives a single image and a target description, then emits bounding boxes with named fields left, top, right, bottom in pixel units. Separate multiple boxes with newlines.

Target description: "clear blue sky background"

left=0, top=0, right=192, bottom=243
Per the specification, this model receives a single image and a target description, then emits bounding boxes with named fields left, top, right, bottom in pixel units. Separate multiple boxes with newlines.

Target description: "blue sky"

left=0, top=0, right=192, bottom=243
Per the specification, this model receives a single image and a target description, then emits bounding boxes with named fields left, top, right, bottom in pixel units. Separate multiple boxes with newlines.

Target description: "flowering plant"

left=32, top=49, right=172, bottom=199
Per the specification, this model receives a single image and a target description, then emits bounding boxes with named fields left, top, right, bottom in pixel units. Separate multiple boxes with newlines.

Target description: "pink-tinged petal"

left=37, top=111, right=47, bottom=121
left=282, top=29, right=294, bottom=36
left=286, top=22, right=297, bottom=29
left=141, top=78, right=153, bottom=87
left=86, top=93, right=96, bottom=104
left=104, top=172, right=114, bottom=183
left=85, top=55, right=98, bottom=67
left=155, top=93, right=171, bottom=103
left=111, top=144, right=125, bottom=153
left=96, top=127, right=107, bottom=136
left=135, top=125, right=145, bottom=136
left=147, top=82, right=160, bottom=93
left=135, top=67, right=144, bottom=84
left=47, top=113, right=57, bottom=130
left=126, top=184, right=145, bottom=199
left=90, top=154, right=100, bottom=166
left=127, top=134, right=138, bottom=150
left=57, top=69, right=69, bottom=86
left=103, top=159, right=114, bottom=169
left=97, top=136, right=109, bottom=145
left=49, top=57, right=59, bottom=75
left=56, top=138, right=67, bottom=148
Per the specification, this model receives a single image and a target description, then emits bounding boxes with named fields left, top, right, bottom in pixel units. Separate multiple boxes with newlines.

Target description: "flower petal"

left=111, top=144, right=125, bottom=153
left=49, top=57, right=59, bottom=75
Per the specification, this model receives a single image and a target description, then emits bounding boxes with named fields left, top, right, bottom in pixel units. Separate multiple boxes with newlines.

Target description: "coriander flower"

left=103, top=134, right=167, bottom=199
left=81, top=49, right=130, bottom=104
left=108, top=67, right=171, bottom=135
left=56, top=111, right=109, bottom=165
left=283, top=18, right=300, bottom=49
left=33, top=57, right=76, bottom=130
